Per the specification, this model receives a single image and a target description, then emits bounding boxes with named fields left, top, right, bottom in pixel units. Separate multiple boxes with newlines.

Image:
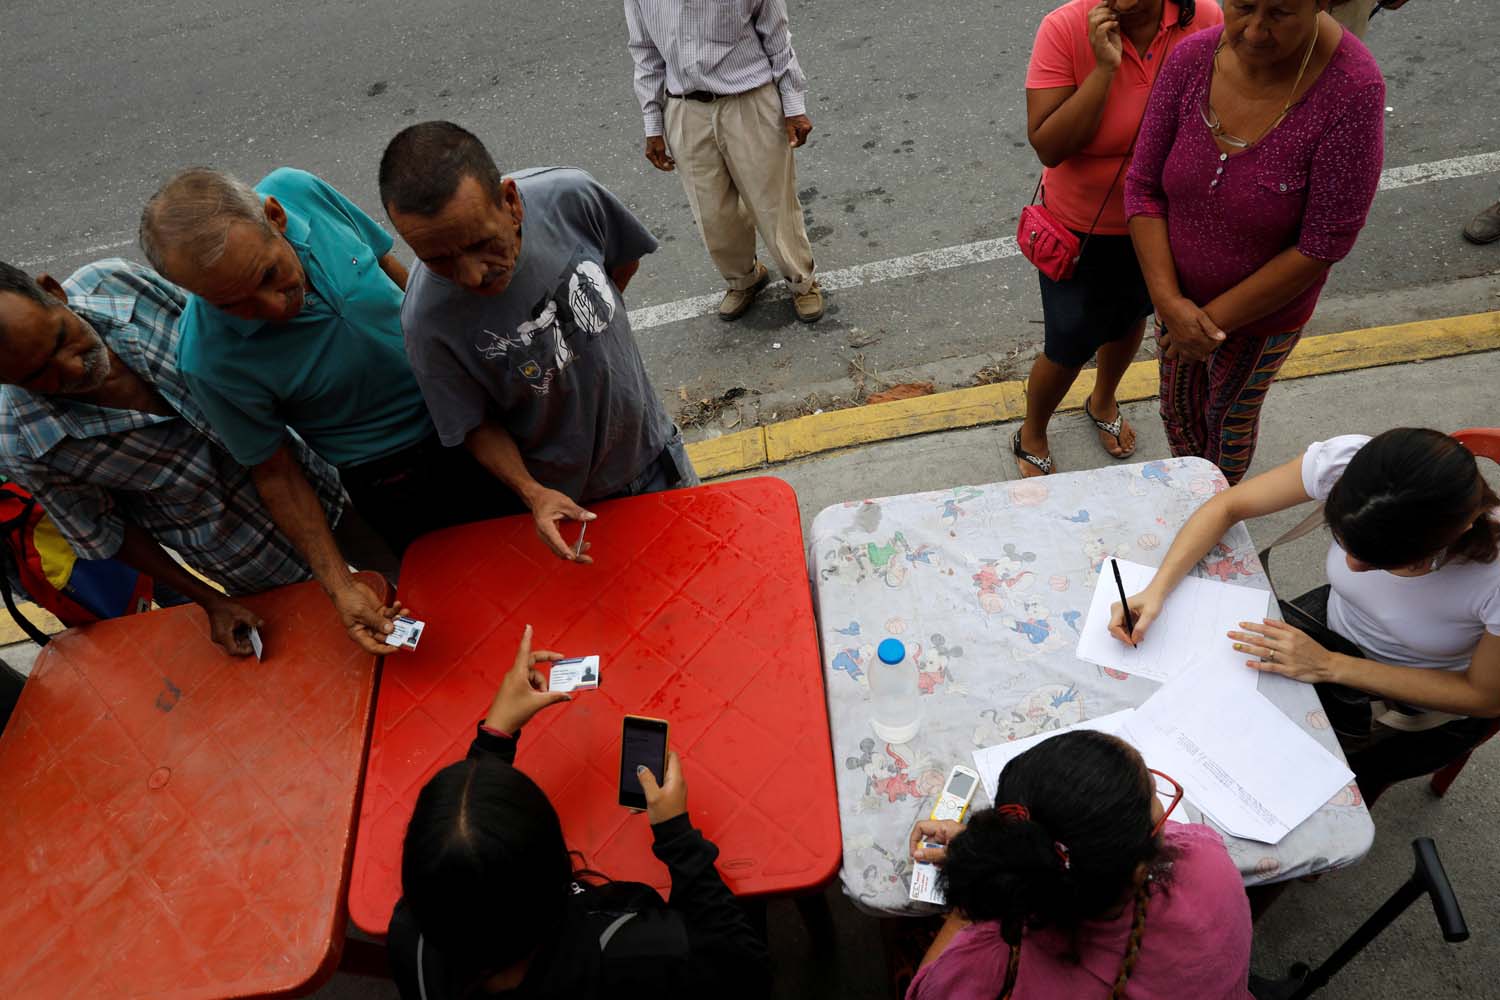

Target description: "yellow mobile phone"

left=929, top=765, right=980, bottom=823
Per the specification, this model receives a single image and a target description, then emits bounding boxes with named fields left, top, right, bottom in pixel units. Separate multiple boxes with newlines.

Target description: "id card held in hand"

left=549, top=655, right=600, bottom=693
left=387, top=616, right=425, bottom=650
left=909, top=859, right=946, bottom=905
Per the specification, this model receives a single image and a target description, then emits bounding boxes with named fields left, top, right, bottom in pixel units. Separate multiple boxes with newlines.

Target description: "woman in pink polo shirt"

left=1014, top=0, right=1221, bottom=478
left=905, top=730, right=1252, bottom=1000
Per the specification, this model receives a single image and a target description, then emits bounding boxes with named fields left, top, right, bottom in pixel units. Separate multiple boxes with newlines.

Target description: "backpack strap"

left=597, top=912, right=638, bottom=952
left=415, top=934, right=431, bottom=1000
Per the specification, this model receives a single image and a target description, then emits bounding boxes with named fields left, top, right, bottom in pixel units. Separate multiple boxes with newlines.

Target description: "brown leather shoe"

left=718, top=263, right=771, bottom=321
left=1463, top=202, right=1500, bottom=245
left=793, top=281, right=825, bottom=323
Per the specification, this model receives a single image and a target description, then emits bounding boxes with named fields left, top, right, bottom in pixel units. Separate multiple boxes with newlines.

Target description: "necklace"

left=1203, top=26, right=1319, bottom=150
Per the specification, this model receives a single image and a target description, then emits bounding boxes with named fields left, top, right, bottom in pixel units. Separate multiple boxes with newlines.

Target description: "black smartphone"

left=618, top=715, right=670, bottom=810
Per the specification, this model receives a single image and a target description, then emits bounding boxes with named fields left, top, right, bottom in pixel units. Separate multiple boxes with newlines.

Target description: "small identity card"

left=249, top=626, right=264, bottom=661
left=549, top=655, right=600, bottom=693
left=909, top=859, right=946, bottom=905
left=387, top=616, right=425, bottom=650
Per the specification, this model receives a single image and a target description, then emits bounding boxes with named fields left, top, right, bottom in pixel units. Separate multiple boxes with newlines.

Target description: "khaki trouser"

left=1331, top=0, right=1378, bottom=39
left=664, top=82, right=817, bottom=295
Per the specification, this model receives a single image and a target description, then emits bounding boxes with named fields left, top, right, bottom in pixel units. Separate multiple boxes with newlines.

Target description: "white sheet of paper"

left=971, top=709, right=1136, bottom=800
left=1121, top=668, right=1354, bottom=844
left=1075, top=559, right=1269, bottom=690
left=248, top=626, right=264, bottom=661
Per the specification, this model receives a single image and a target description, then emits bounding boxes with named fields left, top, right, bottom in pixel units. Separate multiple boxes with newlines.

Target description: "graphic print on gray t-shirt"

left=477, top=249, right=614, bottom=397
left=401, top=167, right=672, bottom=502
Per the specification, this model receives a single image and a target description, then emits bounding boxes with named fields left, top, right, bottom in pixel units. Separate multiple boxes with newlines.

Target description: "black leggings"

left=1282, top=585, right=1493, bottom=801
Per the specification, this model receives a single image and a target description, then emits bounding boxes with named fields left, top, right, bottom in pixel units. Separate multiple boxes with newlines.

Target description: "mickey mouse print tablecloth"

left=810, top=457, right=1374, bottom=916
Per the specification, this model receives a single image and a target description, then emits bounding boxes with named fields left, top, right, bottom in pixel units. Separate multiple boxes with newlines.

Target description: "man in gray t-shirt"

left=380, top=122, right=695, bottom=563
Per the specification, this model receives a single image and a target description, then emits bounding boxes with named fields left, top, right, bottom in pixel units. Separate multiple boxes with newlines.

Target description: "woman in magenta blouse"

left=1124, top=0, right=1384, bottom=483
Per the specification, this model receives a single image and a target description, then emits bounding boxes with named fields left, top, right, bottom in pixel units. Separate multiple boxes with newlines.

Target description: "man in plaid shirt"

left=0, top=257, right=346, bottom=655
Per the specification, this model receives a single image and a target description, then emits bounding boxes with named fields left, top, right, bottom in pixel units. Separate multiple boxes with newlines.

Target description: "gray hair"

left=139, top=168, right=270, bottom=278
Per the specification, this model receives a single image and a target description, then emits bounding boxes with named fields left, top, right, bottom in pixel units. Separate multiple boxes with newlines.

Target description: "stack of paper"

left=1119, top=669, right=1353, bottom=844
left=969, top=562, right=1356, bottom=845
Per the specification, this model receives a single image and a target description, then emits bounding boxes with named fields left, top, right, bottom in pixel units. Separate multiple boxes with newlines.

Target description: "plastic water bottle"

left=870, top=638, right=921, bottom=743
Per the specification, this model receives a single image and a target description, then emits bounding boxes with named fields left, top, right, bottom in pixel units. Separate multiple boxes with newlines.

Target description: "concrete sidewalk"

left=6, top=351, right=1495, bottom=999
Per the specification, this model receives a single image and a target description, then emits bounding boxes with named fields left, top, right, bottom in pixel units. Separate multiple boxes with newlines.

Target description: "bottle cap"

left=877, top=638, right=906, bottom=665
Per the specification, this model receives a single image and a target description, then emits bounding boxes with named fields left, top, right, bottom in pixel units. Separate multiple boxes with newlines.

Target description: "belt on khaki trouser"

left=667, top=90, right=725, bottom=103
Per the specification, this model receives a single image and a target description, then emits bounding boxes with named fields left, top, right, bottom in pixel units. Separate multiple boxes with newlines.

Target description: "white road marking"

left=629, top=149, right=1500, bottom=331
left=18, top=237, right=135, bottom=269
left=13, top=150, right=1497, bottom=310
left=1377, top=150, right=1500, bottom=192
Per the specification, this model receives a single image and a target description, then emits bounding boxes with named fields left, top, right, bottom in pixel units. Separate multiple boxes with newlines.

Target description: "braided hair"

left=938, top=731, right=1169, bottom=1000
left=1111, top=878, right=1154, bottom=997
left=1177, top=0, right=1198, bottom=27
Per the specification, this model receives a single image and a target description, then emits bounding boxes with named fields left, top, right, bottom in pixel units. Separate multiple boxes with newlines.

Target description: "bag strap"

left=0, top=544, right=51, bottom=647
left=1027, top=174, right=1044, bottom=207
left=1256, top=503, right=1326, bottom=587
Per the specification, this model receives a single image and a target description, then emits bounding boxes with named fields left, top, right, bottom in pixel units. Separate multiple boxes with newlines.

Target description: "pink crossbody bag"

left=1017, top=39, right=1167, bottom=282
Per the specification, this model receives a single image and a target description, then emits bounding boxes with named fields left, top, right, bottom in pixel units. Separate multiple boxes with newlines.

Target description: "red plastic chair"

left=1429, top=428, right=1500, bottom=797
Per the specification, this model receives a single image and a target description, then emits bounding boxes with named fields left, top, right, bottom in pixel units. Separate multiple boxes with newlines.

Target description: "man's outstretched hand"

left=529, top=487, right=596, bottom=564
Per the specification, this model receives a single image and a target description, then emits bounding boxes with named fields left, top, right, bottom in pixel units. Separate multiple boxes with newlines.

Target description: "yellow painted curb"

left=684, top=310, right=1500, bottom=477
left=687, top=427, right=767, bottom=480
left=764, top=380, right=1025, bottom=463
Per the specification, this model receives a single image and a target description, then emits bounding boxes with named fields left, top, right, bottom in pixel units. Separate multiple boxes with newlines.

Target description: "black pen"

left=1111, top=558, right=1137, bottom=648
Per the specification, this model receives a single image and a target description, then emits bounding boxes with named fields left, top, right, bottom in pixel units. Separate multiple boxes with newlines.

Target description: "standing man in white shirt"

left=624, top=0, right=824, bottom=324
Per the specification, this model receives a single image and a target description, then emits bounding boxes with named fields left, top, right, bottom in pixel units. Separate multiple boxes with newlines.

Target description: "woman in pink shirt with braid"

left=1125, top=0, right=1384, bottom=484
left=906, top=730, right=1252, bottom=1000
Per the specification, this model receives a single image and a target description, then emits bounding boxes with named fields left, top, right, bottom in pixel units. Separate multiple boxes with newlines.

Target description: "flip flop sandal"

left=1011, top=428, right=1054, bottom=476
left=1084, top=399, right=1135, bottom=459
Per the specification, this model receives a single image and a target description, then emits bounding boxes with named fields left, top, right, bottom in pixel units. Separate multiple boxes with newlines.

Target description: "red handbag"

left=1017, top=194, right=1083, bottom=282
left=1017, top=144, right=1137, bottom=283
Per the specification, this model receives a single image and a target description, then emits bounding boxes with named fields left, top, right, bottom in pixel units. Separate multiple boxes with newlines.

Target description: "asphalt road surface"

left=4, top=0, right=1498, bottom=427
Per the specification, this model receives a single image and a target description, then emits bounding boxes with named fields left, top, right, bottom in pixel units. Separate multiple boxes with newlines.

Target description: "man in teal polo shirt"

left=141, top=167, right=519, bottom=653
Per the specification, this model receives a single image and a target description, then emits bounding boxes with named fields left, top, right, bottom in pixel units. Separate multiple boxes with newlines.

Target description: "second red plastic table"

left=349, top=477, right=841, bottom=934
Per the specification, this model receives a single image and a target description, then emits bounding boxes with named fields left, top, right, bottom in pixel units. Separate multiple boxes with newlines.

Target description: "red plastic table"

left=0, top=572, right=386, bottom=999
left=349, top=477, right=840, bottom=934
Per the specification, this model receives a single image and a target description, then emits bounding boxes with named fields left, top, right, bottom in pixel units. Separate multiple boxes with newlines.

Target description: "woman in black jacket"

left=387, top=626, right=770, bottom=999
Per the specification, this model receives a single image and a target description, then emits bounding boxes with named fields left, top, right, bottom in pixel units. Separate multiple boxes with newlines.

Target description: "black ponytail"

left=939, top=731, right=1166, bottom=998
left=942, top=807, right=1073, bottom=947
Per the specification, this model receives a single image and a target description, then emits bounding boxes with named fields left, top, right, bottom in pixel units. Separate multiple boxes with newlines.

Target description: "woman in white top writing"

left=1111, top=428, right=1500, bottom=801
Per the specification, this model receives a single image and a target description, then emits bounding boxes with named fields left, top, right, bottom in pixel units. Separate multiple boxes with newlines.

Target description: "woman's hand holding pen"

left=1109, top=588, right=1164, bottom=646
